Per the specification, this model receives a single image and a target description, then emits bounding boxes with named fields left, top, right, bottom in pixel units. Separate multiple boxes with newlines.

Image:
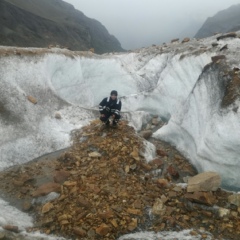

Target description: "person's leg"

left=113, top=114, right=121, bottom=125
left=100, top=112, right=111, bottom=124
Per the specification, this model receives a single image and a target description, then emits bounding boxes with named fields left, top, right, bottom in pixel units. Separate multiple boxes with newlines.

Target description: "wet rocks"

left=187, top=172, right=221, bottom=192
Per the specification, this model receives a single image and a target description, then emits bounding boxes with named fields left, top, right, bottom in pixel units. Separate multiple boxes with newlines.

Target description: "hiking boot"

left=112, top=120, right=118, bottom=128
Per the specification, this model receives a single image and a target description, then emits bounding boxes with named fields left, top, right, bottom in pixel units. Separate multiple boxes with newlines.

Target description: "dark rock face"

left=0, top=0, right=124, bottom=54
left=195, top=4, right=240, bottom=38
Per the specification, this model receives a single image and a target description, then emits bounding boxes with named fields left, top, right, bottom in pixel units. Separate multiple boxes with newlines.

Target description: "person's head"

left=110, top=90, right=118, bottom=100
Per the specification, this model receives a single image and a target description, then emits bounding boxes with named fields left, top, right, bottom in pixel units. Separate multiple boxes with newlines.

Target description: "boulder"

left=217, top=32, right=237, bottom=41
left=32, top=182, right=61, bottom=197
left=184, top=192, right=216, bottom=206
left=228, top=194, right=240, bottom=207
left=187, top=172, right=221, bottom=192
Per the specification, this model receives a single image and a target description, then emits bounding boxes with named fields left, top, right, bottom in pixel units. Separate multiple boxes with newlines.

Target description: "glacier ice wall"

left=1, top=35, right=240, bottom=189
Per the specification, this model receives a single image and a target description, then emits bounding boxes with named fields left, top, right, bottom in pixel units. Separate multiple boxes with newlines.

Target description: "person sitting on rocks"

left=99, top=90, right=122, bottom=126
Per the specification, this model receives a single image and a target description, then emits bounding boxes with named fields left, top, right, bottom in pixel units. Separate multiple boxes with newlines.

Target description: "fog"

left=65, top=0, right=240, bottom=50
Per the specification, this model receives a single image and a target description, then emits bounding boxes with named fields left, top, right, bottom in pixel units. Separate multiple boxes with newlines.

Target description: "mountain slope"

left=0, top=0, right=124, bottom=53
left=195, top=4, right=240, bottom=38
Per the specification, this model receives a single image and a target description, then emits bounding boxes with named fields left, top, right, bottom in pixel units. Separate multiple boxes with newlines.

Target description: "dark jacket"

left=99, top=97, right=122, bottom=116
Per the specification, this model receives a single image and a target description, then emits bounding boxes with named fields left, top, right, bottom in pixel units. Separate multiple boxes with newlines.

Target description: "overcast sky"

left=65, top=0, right=240, bottom=50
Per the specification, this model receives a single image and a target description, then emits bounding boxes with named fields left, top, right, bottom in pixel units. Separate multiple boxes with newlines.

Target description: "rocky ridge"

left=0, top=119, right=240, bottom=239
left=0, top=0, right=124, bottom=54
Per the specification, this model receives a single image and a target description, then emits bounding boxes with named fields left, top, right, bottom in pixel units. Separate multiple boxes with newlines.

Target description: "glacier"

left=0, top=33, right=240, bottom=239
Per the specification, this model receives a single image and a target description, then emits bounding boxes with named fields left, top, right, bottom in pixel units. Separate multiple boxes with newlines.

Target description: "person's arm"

left=112, top=100, right=121, bottom=117
left=99, top=98, right=107, bottom=115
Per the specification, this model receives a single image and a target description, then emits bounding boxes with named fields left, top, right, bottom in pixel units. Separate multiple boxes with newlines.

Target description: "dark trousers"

left=100, top=112, right=121, bottom=123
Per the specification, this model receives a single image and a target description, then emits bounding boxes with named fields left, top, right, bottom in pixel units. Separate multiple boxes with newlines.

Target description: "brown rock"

left=53, top=170, right=70, bottom=184
left=110, top=219, right=118, bottom=228
left=73, top=227, right=86, bottom=237
left=156, top=149, right=168, bottom=157
left=127, top=208, right=142, bottom=215
left=3, top=225, right=19, bottom=233
left=128, top=218, right=138, bottom=231
left=168, top=191, right=177, bottom=198
left=228, top=194, right=240, bottom=207
left=139, top=162, right=152, bottom=171
left=22, top=200, right=32, bottom=212
left=152, top=198, right=166, bottom=216
left=32, top=182, right=61, bottom=197
left=42, top=202, right=54, bottom=214
left=98, top=210, right=114, bottom=219
left=187, top=172, right=221, bottom=192
left=27, top=95, right=37, bottom=104
left=149, top=158, right=164, bottom=167
left=167, top=165, right=179, bottom=179
left=156, top=179, right=169, bottom=188
left=130, top=148, right=140, bottom=161
left=78, top=196, right=91, bottom=208
left=96, top=223, right=111, bottom=236
left=212, top=43, right=219, bottom=47
left=139, top=130, right=152, bottom=139
left=217, top=32, right=237, bottom=41
left=211, top=55, right=226, bottom=62
left=55, top=112, right=62, bottom=119
left=182, top=37, right=190, bottom=43
left=184, top=192, right=216, bottom=206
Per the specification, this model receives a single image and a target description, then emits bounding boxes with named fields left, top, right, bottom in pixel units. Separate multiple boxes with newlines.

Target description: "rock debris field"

left=0, top=120, right=240, bottom=240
